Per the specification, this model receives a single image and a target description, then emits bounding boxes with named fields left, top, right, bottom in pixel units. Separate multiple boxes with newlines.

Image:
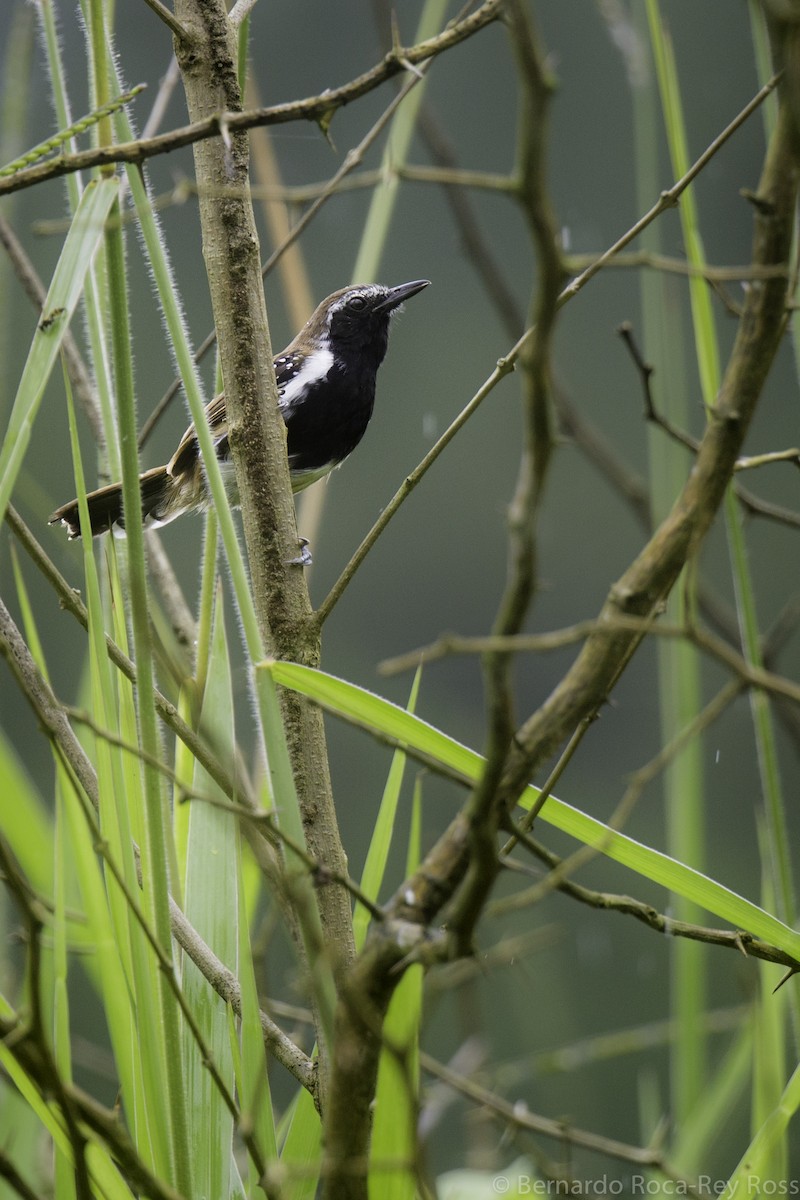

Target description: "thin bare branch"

left=494, top=823, right=800, bottom=972
left=0, top=0, right=503, bottom=197
left=419, top=1051, right=680, bottom=1172
left=141, top=0, right=191, bottom=42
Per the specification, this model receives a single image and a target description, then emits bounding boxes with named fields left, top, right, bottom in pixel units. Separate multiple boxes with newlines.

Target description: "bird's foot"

left=286, top=537, right=312, bottom=567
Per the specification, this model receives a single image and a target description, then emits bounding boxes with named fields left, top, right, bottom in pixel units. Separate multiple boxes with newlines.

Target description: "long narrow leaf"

left=370, top=779, right=424, bottom=1199
left=182, top=588, right=239, bottom=1200
left=263, top=661, right=800, bottom=959
left=354, top=668, right=421, bottom=951
left=0, top=176, right=118, bottom=524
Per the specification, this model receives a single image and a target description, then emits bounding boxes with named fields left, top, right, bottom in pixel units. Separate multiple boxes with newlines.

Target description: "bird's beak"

left=375, top=279, right=431, bottom=313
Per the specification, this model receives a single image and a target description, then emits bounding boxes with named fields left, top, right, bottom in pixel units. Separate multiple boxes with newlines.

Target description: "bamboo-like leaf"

left=354, top=668, right=421, bottom=951
left=279, top=1086, right=323, bottom=1200
left=182, top=586, right=239, bottom=1200
left=53, top=788, right=76, bottom=1200
left=748, top=862, right=787, bottom=1182
left=640, top=0, right=708, bottom=1125
left=726, top=1057, right=800, bottom=1192
left=0, top=730, right=53, bottom=897
left=0, top=176, right=118, bottom=525
left=370, top=779, right=424, bottom=1199
left=0, top=85, right=144, bottom=177
left=66, top=381, right=159, bottom=1167
left=235, top=850, right=278, bottom=1187
left=264, top=661, right=800, bottom=959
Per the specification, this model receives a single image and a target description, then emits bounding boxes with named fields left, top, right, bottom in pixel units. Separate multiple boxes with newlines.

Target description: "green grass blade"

left=749, top=855, right=787, bottom=1182
left=649, top=6, right=798, bottom=1071
left=354, top=668, right=421, bottom=951
left=645, top=1, right=720, bottom=405
left=65, top=376, right=158, bottom=1163
left=53, top=788, right=77, bottom=1200
left=670, top=1019, right=753, bottom=1172
left=235, top=854, right=278, bottom=1184
left=182, top=586, right=239, bottom=1200
left=726, top=1057, right=800, bottom=1192
left=0, top=176, right=118, bottom=526
left=0, top=731, right=53, bottom=898
left=638, top=0, right=708, bottom=1123
left=279, top=1086, right=323, bottom=1200
left=0, top=3, right=34, bottom=427
left=369, top=778, right=424, bottom=1198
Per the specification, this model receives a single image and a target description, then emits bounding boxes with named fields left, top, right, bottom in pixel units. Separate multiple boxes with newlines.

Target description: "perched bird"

left=50, top=279, right=430, bottom=538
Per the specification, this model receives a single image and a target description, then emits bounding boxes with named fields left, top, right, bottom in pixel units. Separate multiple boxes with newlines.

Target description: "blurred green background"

left=1, top=0, right=799, bottom=1182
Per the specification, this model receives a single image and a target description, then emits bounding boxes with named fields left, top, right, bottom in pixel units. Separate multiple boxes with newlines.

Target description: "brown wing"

left=167, top=392, right=227, bottom=478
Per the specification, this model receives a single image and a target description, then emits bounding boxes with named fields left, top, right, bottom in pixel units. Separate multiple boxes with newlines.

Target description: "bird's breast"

left=284, top=359, right=377, bottom=478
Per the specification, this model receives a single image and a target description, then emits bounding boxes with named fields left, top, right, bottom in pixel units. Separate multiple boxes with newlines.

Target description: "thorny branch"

left=493, top=825, right=800, bottom=973
left=619, top=320, right=800, bottom=526
left=378, top=615, right=800, bottom=706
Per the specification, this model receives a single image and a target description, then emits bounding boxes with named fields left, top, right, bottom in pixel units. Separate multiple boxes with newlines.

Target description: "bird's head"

left=303, top=279, right=430, bottom=362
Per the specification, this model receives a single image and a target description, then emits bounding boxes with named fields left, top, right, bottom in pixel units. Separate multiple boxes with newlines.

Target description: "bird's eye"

left=348, top=294, right=367, bottom=311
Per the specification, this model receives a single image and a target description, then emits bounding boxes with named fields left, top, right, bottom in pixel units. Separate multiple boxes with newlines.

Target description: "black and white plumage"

left=50, top=280, right=430, bottom=538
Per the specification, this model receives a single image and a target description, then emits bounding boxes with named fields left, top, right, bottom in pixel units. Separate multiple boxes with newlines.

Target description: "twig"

left=441, top=0, right=566, bottom=953
left=618, top=320, right=699, bottom=451
left=419, top=1051, right=679, bottom=1170
left=558, top=73, right=781, bottom=307
left=496, top=1006, right=748, bottom=1083
left=378, top=615, right=800, bottom=707
left=566, top=248, right=790, bottom=282
left=490, top=680, right=745, bottom=959
left=736, top=489, right=800, bottom=527
left=493, top=822, right=800, bottom=973
left=620, top=320, right=800, bottom=528
left=735, top=447, right=800, bottom=470
left=0, top=1008, right=188, bottom=1200
left=141, top=0, right=191, bottom=42
left=229, top=0, right=262, bottom=26
left=0, top=839, right=94, bottom=1200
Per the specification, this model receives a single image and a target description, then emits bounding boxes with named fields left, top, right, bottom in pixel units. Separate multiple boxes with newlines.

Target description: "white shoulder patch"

left=279, top=348, right=334, bottom=411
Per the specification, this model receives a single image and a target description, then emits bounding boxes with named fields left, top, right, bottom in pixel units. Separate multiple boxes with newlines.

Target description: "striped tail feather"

left=49, top=465, right=172, bottom=539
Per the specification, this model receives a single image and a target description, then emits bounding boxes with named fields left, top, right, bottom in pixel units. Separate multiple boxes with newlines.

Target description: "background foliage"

left=1, top=1, right=799, bottom=1196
